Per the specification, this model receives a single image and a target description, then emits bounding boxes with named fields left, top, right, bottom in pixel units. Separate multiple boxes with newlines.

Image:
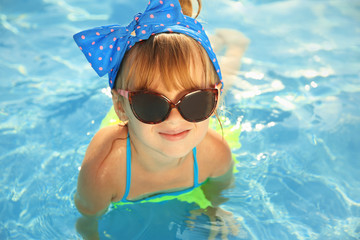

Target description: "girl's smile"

left=158, top=129, right=191, bottom=141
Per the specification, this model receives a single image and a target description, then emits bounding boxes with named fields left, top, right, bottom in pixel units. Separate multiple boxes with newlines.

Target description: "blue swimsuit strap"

left=121, top=135, right=199, bottom=202
left=121, top=135, right=132, bottom=202
left=193, top=147, right=200, bottom=188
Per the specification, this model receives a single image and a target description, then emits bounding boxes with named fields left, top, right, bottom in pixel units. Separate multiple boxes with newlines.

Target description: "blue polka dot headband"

left=73, top=0, right=222, bottom=89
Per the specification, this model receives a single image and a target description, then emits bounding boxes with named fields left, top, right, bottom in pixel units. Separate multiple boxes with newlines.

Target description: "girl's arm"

left=75, top=129, right=114, bottom=216
left=74, top=136, right=112, bottom=240
left=197, top=164, right=240, bottom=239
left=198, top=128, right=235, bottom=206
left=200, top=162, right=235, bottom=207
left=75, top=125, right=125, bottom=216
left=75, top=153, right=110, bottom=240
left=74, top=126, right=124, bottom=239
left=194, top=129, right=239, bottom=238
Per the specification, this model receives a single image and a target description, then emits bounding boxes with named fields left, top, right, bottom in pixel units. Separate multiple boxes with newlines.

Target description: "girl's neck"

left=132, top=145, right=189, bottom=173
left=128, top=130, right=191, bottom=173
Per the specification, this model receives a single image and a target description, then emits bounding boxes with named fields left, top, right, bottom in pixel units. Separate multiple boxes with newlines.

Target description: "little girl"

left=74, top=0, right=244, bottom=238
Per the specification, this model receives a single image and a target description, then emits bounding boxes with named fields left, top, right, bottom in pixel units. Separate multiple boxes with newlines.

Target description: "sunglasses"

left=117, top=86, right=219, bottom=124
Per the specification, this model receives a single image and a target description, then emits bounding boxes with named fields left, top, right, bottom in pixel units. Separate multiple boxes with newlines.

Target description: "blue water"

left=0, top=0, right=359, bottom=239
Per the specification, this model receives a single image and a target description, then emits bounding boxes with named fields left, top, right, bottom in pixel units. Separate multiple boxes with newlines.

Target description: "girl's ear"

left=111, top=89, right=128, bottom=122
left=215, top=82, right=223, bottom=92
left=215, top=82, right=223, bottom=108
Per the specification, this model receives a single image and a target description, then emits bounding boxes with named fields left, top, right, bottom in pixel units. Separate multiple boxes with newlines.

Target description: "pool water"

left=0, top=0, right=359, bottom=239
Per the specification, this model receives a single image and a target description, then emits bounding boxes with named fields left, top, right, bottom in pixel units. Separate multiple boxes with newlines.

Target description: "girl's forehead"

left=147, top=70, right=208, bottom=91
left=129, top=60, right=208, bottom=91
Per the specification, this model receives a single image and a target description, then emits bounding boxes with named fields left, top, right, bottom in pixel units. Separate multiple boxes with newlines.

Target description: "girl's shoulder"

left=84, top=124, right=127, bottom=164
left=79, top=124, right=128, bottom=188
left=76, top=125, right=128, bottom=215
left=197, top=128, right=233, bottom=178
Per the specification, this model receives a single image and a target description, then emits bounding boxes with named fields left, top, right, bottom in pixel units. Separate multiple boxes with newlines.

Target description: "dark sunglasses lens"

left=178, top=91, right=216, bottom=122
left=131, top=93, right=169, bottom=123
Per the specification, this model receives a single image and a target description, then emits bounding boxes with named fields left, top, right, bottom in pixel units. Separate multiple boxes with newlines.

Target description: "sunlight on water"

left=0, top=0, right=359, bottom=239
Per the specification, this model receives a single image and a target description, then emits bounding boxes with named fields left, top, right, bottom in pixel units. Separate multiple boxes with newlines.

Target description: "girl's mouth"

left=159, top=130, right=190, bottom=141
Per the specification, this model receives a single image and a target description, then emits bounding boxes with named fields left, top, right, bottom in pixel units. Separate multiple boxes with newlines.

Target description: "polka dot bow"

left=73, top=0, right=222, bottom=89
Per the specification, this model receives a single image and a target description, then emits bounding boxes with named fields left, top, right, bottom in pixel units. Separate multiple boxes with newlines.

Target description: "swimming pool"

left=0, top=0, right=359, bottom=239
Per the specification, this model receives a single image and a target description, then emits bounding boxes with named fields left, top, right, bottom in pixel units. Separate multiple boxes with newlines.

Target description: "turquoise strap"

left=193, top=147, right=199, bottom=188
left=121, top=134, right=131, bottom=202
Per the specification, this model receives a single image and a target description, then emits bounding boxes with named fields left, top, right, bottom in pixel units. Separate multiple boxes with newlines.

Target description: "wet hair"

left=114, top=33, right=219, bottom=92
left=179, top=0, right=202, bottom=18
left=113, top=0, right=219, bottom=94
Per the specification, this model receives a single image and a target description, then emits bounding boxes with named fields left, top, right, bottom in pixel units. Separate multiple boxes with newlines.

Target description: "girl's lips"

left=159, top=130, right=190, bottom=141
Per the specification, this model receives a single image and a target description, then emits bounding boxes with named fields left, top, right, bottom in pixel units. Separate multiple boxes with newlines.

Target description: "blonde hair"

left=114, top=0, right=219, bottom=93
left=115, top=33, right=219, bottom=91
left=179, top=0, right=202, bottom=18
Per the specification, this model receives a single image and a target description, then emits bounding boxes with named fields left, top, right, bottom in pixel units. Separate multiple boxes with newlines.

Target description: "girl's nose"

left=165, top=107, right=184, bottom=124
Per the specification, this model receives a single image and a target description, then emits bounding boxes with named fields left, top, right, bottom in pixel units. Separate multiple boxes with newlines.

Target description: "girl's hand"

left=187, top=206, right=241, bottom=240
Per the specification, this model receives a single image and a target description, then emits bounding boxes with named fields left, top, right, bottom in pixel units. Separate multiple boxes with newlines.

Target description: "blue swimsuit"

left=118, top=135, right=201, bottom=203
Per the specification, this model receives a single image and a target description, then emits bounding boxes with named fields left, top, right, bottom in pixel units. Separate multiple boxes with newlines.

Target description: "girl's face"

left=121, top=60, right=217, bottom=160
left=113, top=39, right=220, bottom=161
left=125, top=83, right=211, bottom=160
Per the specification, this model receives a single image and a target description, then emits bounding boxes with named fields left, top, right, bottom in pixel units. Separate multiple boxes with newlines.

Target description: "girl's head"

left=114, top=0, right=218, bottom=92
left=114, top=33, right=222, bottom=159
left=112, top=0, right=221, bottom=123
left=74, top=0, right=223, bottom=124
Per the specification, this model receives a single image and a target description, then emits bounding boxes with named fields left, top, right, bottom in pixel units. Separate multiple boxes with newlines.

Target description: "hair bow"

left=73, top=0, right=222, bottom=89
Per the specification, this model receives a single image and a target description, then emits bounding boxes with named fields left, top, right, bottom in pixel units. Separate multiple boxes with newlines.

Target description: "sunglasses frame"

left=117, top=85, right=220, bottom=124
